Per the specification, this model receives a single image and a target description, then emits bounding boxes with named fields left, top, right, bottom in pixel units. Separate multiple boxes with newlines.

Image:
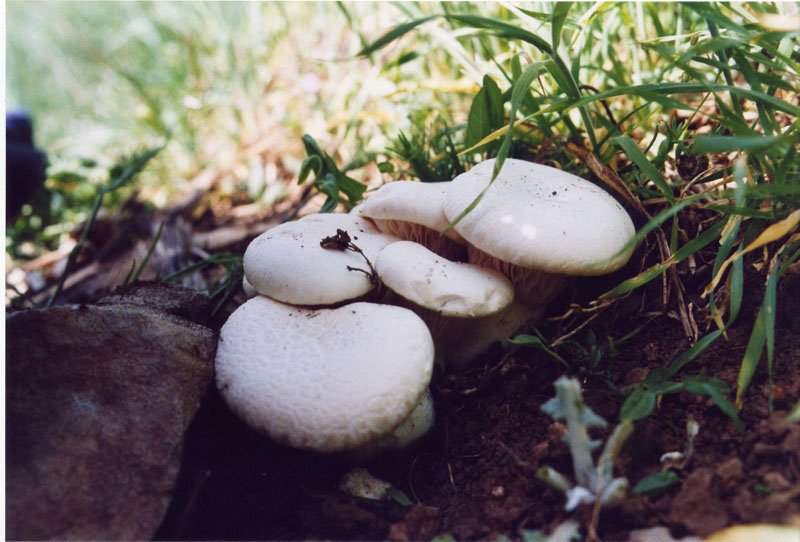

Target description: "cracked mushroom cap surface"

left=443, top=158, right=636, bottom=276
left=243, top=213, right=398, bottom=305
left=375, top=241, right=514, bottom=318
left=215, top=296, right=434, bottom=452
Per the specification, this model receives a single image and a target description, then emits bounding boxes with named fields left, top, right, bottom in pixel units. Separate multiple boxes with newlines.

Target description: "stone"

left=6, top=282, right=217, bottom=540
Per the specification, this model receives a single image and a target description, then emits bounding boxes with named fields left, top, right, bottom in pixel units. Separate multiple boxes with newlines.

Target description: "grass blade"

left=705, top=209, right=800, bottom=297
left=129, top=221, right=164, bottom=284
left=551, top=2, right=573, bottom=53
left=667, top=329, right=724, bottom=378
left=443, top=62, right=545, bottom=234
left=357, top=15, right=437, bottom=56
left=613, top=135, right=674, bottom=203
left=691, top=134, right=793, bottom=154
left=601, top=219, right=724, bottom=299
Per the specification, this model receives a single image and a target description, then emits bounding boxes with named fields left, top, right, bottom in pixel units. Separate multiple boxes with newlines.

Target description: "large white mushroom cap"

left=443, top=158, right=636, bottom=276
left=375, top=241, right=514, bottom=318
left=215, top=296, right=434, bottom=452
left=243, top=213, right=398, bottom=305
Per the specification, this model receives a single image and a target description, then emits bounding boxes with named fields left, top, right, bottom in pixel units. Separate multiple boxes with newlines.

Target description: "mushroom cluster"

left=216, top=157, right=636, bottom=454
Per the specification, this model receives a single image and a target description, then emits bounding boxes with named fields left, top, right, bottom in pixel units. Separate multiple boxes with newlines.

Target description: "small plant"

left=297, top=134, right=367, bottom=213
left=537, top=376, right=633, bottom=512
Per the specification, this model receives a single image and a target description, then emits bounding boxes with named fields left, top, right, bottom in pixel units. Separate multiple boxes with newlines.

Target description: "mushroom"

left=443, top=158, right=636, bottom=310
left=374, top=240, right=514, bottom=364
left=215, top=296, right=435, bottom=453
left=243, top=212, right=398, bottom=306
left=241, top=276, right=257, bottom=299
left=359, top=181, right=466, bottom=260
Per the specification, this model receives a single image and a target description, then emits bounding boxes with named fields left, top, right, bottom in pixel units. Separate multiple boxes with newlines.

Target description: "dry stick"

left=319, top=228, right=379, bottom=285
left=492, top=439, right=537, bottom=473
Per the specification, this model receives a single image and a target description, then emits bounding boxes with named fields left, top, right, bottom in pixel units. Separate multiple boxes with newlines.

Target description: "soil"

left=155, top=270, right=800, bottom=541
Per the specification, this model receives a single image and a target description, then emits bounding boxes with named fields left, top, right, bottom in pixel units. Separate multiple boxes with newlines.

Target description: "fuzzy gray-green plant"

left=538, top=376, right=633, bottom=511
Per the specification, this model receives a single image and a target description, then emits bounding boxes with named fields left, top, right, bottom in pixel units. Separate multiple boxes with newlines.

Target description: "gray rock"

left=6, top=283, right=217, bottom=540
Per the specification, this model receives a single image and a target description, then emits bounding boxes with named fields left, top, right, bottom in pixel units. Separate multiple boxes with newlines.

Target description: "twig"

left=492, top=439, right=536, bottom=472
left=320, top=229, right=379, bottom=285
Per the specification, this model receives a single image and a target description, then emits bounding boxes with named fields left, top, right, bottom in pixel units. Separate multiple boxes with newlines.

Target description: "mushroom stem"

left=443, top=299, right=540, bottom=367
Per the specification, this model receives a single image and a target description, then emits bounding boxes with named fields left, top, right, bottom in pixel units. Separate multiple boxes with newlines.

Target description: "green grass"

left=351, top=2, right=799, bottom=420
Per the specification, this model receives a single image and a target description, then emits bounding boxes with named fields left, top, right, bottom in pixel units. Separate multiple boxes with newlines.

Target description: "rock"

left=6, top=283, right=217, bottom=540
left=668, top=468, right=729, bottom=537
left=96, top=280, right=213, bottom=326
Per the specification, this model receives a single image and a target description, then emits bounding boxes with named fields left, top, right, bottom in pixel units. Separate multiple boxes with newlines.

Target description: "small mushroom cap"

left=444, top=158, right=636, bottom=275
left=360, top=181, right=465, bottom=243
left=243, top=213, right=397, bottom=305
left=241, top=276, right=258, bottom=299
left=376, top=241, right=514, bottom=318
left=215, top=297, right=434, bottom=452
left=374, top=388, right=435, bottom=450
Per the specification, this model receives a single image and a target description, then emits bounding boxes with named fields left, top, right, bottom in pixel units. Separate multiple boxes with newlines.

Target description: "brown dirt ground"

left=155, top=269, right=800, bottom=541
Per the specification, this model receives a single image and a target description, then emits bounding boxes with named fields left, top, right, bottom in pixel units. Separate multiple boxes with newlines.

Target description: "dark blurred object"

left=7, top=111, right=48, bottom=221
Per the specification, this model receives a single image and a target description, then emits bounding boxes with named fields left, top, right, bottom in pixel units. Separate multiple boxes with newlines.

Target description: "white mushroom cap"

left=215, top=296, right=434, bottom=452
left=374, top=388, right=435, bottom=450
left=444, top=158, right=635, bottom=276
left=375, top=241, right=513, bottom=318
left=243, top=213, right=398, bottom=306
left=360, top=181, right=466, bottom=259
left=241, top=276, right=258, bottom=299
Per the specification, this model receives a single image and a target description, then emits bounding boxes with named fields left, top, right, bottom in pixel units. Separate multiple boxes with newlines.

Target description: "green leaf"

left=387, top=487, right=412, bottom=507
left=540, top=82, right=798, bottom=117
left=690, top=134, right=792, bottom=154
left=619, top=387, right=657, bottom=421
left=667, top=329, right=724, bottom=377
left=444, top=13, right=553, bottom=55
left=465, top=75, right=505, bottom=149
left=357, top=15, right=437, bottom=56
left=601, top=219, right=724, bottom=299
left=736, top=305, right=767, bottom=410
left=509, top=334, right=568, bottom=366
left=613, top=135, right=674, bottom=203
left=633, top=471, right=682, bottom=496
left=444, top=62, right=544, bottom=234
left=551, top=2, right=573, bottom=53
left=298, top=155, right=323, bottom=185
left=684, top=376, right=744, bottom=432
